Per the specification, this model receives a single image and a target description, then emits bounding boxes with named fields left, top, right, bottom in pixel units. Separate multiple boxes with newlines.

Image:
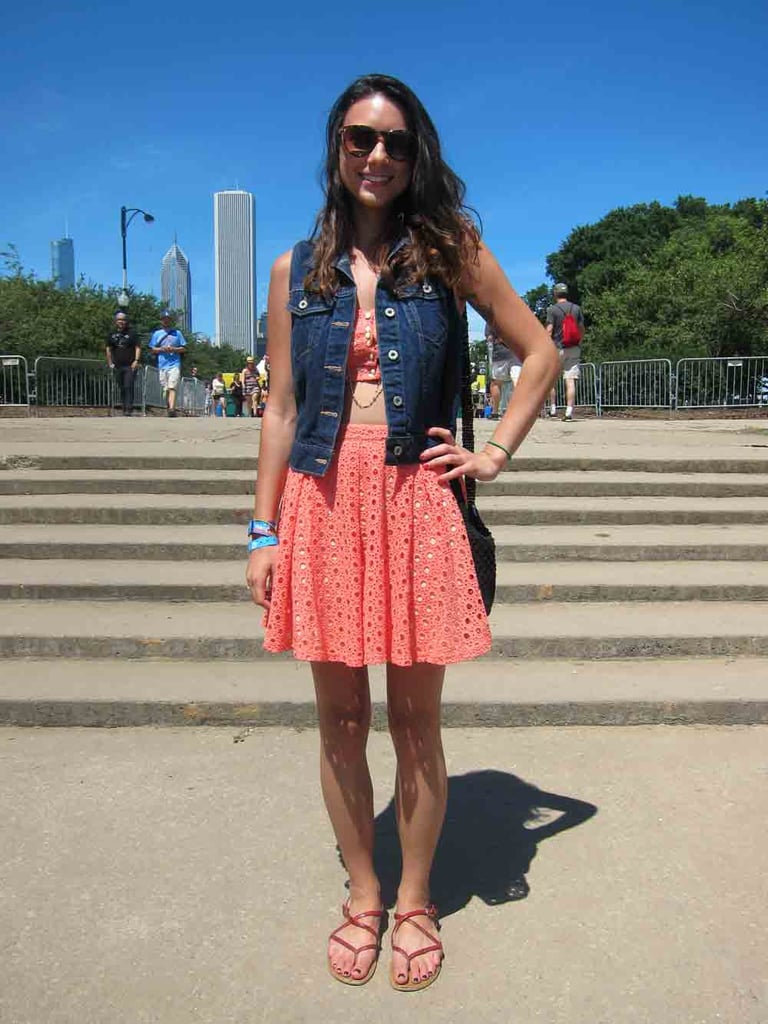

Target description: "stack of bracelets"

left=247, top=519, right=278, bottom=553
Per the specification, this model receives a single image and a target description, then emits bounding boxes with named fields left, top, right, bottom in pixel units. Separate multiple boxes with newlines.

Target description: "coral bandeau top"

left=347, top=308, right=381, bottom=383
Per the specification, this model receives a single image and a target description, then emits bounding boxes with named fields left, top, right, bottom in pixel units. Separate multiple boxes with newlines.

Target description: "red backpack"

left=561, top=302, right=582, bottom=348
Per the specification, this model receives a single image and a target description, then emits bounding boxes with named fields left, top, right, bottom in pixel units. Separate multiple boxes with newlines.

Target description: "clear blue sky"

left=3, top=0, right=766, bottom=340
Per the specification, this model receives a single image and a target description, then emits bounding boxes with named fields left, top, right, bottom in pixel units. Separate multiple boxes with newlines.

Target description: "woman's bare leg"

left=312, top=661, right=381, bottom=980
left=386, top=663, right=447, bottom=985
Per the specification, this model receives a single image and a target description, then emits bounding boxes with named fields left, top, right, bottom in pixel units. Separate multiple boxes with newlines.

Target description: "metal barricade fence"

left=597, top=359, right=672, bottom=413
left=33, top=357, right=115, bottom=410
left=675, top=356, right=768, bottom=409
left=139, top=368, right=207, bottom=416
left=179, top=377, right=206, bottom=416
left=0, top=355, right=30, bottom=412
left=550, top=361, right=598, bottom=412
left=16, top=352, right=768, bottom=417
left=141, top=366, right=166, bottom=411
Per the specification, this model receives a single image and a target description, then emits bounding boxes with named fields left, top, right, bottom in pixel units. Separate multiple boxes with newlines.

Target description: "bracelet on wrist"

left=248, top=535, right=279, bottom=553
left=247, top=518, right=277, bottom=538
left=485, top=439, right=512, bottom=460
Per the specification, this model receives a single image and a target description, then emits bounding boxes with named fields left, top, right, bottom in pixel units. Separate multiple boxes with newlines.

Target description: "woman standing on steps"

left=246, top=74, right=558, bottom=991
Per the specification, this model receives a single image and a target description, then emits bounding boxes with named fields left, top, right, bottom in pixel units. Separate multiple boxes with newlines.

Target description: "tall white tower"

left=214, top=190, right=256, bottom=352
left=51, top=237, right=75, bottom=289
left=160, top=240, right=192, bottom=333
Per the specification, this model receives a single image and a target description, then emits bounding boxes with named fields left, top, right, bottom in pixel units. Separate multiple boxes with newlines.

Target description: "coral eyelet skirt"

left=263, top=424, right=492, bottom=667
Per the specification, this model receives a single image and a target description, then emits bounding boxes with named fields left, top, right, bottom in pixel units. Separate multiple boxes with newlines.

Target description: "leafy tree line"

left=522, top=195, right=768, bottom=365
left=0, top=247, right=248, bottom=379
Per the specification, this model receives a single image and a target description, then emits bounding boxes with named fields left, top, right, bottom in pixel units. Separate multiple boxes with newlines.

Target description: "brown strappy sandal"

left=327, top=900, right=384, bottom=987
left=389, top=903, right=443, bottom=992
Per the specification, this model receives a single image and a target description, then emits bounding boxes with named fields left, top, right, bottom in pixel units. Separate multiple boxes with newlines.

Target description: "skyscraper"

left=51, top=237, right=75, bottom=289
left=256, top=311, right=268, bottom=361
left=214, top=190, right=256, bottom=353
left=161, top=240, right=192, bottom=333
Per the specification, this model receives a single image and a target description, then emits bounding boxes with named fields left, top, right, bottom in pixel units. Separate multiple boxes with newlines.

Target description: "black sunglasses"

left=339, top=124, right=416, bottom=162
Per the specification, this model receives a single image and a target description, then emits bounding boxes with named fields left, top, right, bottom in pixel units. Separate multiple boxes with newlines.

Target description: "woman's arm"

left=252, top=250, right=296, bottom=522
left=463, top=243, right=560, bottom=463
left=246, top=250, right=296, bottom=609
left=422, top=243, right=560, bottom=482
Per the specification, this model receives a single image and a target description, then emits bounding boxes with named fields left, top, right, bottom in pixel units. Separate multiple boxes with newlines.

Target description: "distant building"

left=256, top=311, right=268, bottom=360
left=51, top=237, right=75, bottom=290
left=214, top=190, right=256, bottom=353
left=160, top=241, right=192, bottom=333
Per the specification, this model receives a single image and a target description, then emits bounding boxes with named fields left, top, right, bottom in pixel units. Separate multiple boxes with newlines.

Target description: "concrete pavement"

left=0, top=725, right=765, bottom=1024
left=2, top=413, right=768, bottom=464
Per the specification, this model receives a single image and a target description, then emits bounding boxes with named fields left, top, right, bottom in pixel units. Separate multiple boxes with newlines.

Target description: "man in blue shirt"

left=149, top=311, right=187, bottom=417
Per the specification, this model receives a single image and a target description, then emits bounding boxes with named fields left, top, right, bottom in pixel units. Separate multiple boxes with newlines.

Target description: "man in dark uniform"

left=106, top=312, right=141, bottom=415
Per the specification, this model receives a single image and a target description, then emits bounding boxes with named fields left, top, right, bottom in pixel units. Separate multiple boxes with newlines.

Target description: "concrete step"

left=5, top=470, right=768, bottom=498
left=2, top=492, right=768, bottom=526
left=2, top=600, right=768, bottom=661
left=3, top=559, right=768, bottom=603
left=0, top=470, right=257, bottom=496
left=3, top=453, right=768, bottom=473
left=0, top=658, right=765, bottom=727
left=1, top=523, right=767, bottom=562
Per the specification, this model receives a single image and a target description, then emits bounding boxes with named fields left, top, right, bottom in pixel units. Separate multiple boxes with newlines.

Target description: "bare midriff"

left=345, top=306, right=387, bottom=425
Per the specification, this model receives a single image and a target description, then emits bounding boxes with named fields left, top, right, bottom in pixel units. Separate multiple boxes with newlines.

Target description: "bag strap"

left=457, top=306, right=478, bottom=505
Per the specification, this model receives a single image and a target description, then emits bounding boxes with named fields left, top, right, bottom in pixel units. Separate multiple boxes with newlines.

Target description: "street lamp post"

left=119, top=205, right=155, bottom=307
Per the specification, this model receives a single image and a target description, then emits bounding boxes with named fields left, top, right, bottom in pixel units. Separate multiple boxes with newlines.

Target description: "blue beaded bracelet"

left=248, top=535, right=279, bottom=553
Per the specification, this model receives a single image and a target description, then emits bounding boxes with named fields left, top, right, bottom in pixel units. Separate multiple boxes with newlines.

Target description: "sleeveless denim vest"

left=288, top=239, right=462, bottom=477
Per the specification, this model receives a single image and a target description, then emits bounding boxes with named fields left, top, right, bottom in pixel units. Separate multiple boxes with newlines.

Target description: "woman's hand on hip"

left=420, top=426, right=503, bottom=483
left=246, top=547, right=278, bottom=610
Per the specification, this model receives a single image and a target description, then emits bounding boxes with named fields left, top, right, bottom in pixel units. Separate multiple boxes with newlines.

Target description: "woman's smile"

left=359, top=172, right=394, bottom=187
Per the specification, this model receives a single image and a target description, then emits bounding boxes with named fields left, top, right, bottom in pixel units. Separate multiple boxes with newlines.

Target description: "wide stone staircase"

left=1, top=448, right=767, bottom=727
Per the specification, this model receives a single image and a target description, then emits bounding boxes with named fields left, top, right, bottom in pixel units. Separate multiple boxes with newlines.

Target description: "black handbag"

left=450, top=309, right=496, bottom=615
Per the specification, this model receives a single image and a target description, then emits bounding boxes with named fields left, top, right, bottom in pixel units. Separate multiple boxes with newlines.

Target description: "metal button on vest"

left=384, top=307, right=396, bottom=318
left=393, top=445, right=403, bottom=456
left=422, top=284, right=433, bottom=294
left=392, top=395, right=403, bottom=407
left=387, top=349, right=399, bottom=361
left=298, top=298, right=308, bottom=309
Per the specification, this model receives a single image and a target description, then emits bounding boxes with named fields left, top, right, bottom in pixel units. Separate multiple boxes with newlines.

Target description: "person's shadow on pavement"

left=370, top=769, right=598, bottom=918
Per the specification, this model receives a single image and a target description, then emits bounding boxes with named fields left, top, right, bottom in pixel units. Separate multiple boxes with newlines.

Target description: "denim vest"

left=288, top=239, right=462, bottom=477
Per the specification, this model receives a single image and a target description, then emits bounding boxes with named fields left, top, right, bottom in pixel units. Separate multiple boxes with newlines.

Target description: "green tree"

left=583, top=212, right=768, bottom=363
left=0, top=252, right=249, bottom=378
left=523, top=284, right=551, bottom=322
left=542, top=197, right=768, bottom=362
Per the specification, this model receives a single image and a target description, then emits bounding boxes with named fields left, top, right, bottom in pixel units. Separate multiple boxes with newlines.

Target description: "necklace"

left=347, top=305, right=382, bottom=407
left=349, top=382, right=383, bottom=408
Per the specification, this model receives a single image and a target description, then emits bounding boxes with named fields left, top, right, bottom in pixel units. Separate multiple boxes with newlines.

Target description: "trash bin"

left=225, top=395, right=237, bottom=417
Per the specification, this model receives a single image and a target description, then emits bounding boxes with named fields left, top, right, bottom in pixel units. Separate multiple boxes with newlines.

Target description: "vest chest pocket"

left=288, top=290, right=333, bottom=361
left=396, top=281, right=448, bottom=350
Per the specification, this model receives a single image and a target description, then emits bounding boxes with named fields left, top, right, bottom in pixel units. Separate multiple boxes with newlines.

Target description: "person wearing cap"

left=241, top=355, right=261, bottom=417
left=149, top=311, right=187, bottom=417
left=546, top=283, right=584, bottom=421
left=105, top=312, right=141, bottom=416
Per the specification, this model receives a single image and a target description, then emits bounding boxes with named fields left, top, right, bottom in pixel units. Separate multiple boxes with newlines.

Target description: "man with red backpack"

left=546, top=283, right=584, bottom=421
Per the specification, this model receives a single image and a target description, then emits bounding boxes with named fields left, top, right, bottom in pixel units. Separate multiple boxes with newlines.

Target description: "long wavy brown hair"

left=305, top=74, right=480, bottom=296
